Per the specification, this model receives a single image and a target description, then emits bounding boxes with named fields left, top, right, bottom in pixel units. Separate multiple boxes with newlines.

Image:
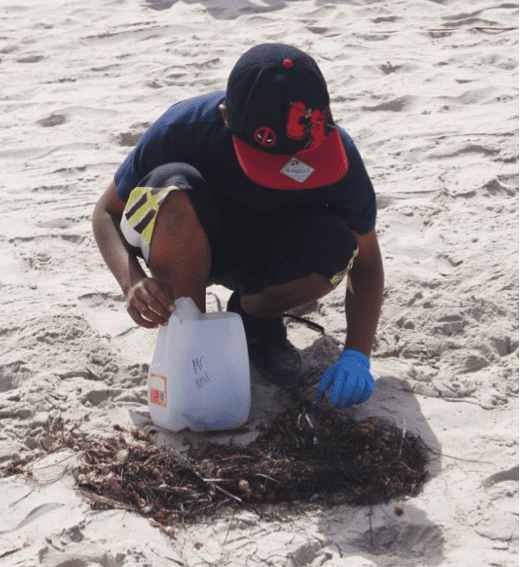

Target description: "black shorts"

left=120, top=163, right=359, bottom=295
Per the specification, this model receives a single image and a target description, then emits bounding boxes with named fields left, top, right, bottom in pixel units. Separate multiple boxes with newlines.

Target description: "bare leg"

left=240, top=272, right=333, bottom=318
left=148, top=190, right=211, bottom=313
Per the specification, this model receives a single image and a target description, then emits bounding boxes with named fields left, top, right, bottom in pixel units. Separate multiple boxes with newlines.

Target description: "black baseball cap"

left=226, top=43, right=348, bottom=190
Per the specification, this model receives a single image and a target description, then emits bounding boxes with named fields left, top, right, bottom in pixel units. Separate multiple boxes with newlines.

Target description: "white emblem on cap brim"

left=280, top=157, right=315, bottom=183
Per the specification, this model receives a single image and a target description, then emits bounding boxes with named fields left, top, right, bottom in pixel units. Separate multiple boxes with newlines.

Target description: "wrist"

left=122, top=271, right=147, bottom=297
left=340, top=348, right=370, bottom=369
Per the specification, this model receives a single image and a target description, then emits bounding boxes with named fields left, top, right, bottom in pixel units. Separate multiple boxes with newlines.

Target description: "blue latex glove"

left=315, top=349, right=375, bottom=409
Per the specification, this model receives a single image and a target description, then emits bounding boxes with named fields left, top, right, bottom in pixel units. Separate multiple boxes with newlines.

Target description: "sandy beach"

left=0, top=0, right=518, bottom=565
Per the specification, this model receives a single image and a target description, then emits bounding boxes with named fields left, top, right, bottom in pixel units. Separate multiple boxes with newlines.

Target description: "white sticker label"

left=280, top=158, right=315, bottom=183
left=150, top=373, right=167, bottom=407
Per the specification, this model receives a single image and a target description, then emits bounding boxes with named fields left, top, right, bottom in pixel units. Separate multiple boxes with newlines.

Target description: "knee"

left=306, top=271, right=335, bottom=296
left=153, top=191, right=208, bottom=251
left=150, top=190, right=211, bottom=276
left=140, top=162, right=205, bottom=191
left=158, top=188, right=198, bottom=221
left=143, top=162, right=218, bottom=248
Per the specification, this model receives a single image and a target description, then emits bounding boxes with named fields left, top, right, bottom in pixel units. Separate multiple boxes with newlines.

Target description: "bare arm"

left=92, top=181, right=146, bottom=296
left=345, top=228, right=384, bottom=357
left=92, top=181, right=175, bottom=328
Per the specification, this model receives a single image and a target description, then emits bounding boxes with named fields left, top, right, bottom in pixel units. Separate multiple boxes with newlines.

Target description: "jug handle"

left=173, top=297, right=201, bottom=322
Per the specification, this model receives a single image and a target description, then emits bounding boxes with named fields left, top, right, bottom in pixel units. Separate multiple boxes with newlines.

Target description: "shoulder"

left=157, top=91, right=226, bottom=128
left=334, top=124, right=373, bottom=189
left=142, top=91, right=226, bottom=149
left=114, top=92, right=228, bottom=202
left=335, top=125, right=364, bottom=163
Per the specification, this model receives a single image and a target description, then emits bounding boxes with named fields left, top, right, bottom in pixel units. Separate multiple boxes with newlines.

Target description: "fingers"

left=317, top=360, right=376, bottom=409
left=330, top=366, right=357, bottom=409
left=359, top=374, right=375, bottom=403
left=145, top=279, right=176, bottom=317
left=340, top=372, right=374, bottom=407
left=126, top=278, right=175, bottom=328
left=128, top=297, right=165, bottom=327
left=315, top=365, right=335, bottom=401
left=339, top=374, right=365, bottom=409
left=127, top=303, right=160, bottom=329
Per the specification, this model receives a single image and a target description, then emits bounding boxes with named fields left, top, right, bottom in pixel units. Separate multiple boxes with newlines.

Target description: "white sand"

left=0, top=0, right=518, bottom=565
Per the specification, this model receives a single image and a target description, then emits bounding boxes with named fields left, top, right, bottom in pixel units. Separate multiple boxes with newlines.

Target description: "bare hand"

left=126, top=277, right=175, bottom=328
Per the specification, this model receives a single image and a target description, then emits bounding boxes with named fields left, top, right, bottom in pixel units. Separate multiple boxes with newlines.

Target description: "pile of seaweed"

left=1, top=397, right=430, bottom=531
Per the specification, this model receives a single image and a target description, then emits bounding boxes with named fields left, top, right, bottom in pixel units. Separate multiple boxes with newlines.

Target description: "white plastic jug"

left=147, top=297, right=251, bottom=432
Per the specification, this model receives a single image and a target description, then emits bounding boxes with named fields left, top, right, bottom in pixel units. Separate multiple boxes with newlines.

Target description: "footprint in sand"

left=0, top=229, right=94, bottom=296
left=16, top=54, right=44, bottom=63
left=78, top=291, right=159, bottom=363
left=36, top=114, right=66, bottom=127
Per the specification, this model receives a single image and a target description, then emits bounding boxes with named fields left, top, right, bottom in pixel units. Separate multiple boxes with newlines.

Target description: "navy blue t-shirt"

left=114, top=91, right=376, bottom=234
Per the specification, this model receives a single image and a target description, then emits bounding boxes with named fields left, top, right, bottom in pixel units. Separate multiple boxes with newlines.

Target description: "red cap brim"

left=233, top=129, right=348, bottom=190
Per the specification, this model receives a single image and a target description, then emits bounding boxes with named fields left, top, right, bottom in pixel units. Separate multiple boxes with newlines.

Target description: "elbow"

left=92, top=197, right=104, bottom=238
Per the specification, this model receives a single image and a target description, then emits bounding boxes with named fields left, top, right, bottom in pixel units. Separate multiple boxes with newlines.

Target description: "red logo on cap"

left=286, top=102, right=308, bottom=140
left=254, top=127, right=276, bottom=147
left=283, top=59, right=293, bottom=69
left=286, top=102, right=329, bottom=150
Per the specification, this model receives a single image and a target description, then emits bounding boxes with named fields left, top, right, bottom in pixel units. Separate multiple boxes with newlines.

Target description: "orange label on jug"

left=150, top=373, right=167, bottom=407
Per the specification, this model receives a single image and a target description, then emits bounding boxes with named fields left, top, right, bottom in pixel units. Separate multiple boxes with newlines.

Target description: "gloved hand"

left=315, top=349, right=375, bottom=409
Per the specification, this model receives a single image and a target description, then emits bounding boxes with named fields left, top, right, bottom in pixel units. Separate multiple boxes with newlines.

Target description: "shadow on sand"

left=144, top=0, right=354, bottom=19
left=130, top=332, right=444, bottom=566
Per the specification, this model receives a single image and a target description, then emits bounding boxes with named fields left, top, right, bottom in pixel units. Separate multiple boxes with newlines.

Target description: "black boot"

left=227, top=292, right=305, bottom=385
